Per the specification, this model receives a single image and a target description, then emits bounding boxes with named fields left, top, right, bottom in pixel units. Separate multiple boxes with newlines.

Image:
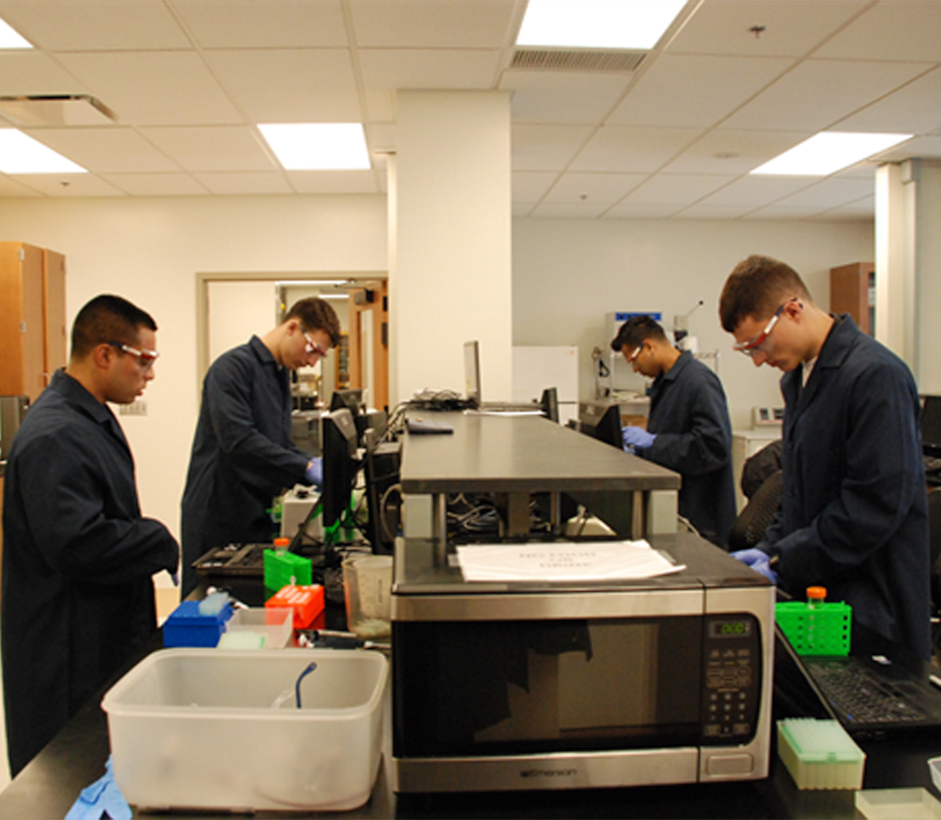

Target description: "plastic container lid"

left=273, top=537, right=290, bottom=549
left=806, top=586, right=827, bottom=600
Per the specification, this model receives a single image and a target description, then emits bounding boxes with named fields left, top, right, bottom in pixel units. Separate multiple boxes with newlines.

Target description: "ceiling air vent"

left=0, top=94, right=117, bottom=127
left=511, top=48, right=646, bottom=72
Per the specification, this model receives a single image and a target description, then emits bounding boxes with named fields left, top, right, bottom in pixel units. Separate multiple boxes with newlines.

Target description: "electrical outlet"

left=119, top=400, right=147, bottom=416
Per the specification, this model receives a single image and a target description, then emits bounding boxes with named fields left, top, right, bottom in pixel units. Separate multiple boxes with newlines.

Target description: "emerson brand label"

left=520, top=768, right=578, bottom=780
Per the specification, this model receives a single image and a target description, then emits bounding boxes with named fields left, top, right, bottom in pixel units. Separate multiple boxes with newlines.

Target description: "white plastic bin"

left=102, top=648, right=388, bottom=812
left=223, top=606, right=293, bottom=649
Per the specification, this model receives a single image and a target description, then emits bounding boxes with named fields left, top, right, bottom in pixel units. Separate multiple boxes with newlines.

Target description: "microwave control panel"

left=700, top=613, right=762, bottom=745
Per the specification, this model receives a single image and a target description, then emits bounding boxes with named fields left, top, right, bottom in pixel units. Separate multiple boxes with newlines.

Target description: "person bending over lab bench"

left=612, top=314, right=736, bottom=547
left=180, top=297, right=341, bottom=597
left=1, top=295, right=180, bottom=777
left=719, top=254, right=930, bottom=659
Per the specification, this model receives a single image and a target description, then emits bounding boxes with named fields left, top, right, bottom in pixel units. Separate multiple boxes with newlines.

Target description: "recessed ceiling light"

left=0, top=130, right=86, bottom=173
left=0, top=18, right=32, bottom=49
left=750, top=132, right=913, bottom=176
left=259, top=123, right=370, bottom=171
left=517, top=0, right=687, bottom=50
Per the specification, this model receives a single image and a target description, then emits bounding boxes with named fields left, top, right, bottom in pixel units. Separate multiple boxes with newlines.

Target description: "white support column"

left=388, top=91, right=513, bottom=406
left=913, top=161, right=941, bottom=393
left=874, top=162, right=916, bottom=365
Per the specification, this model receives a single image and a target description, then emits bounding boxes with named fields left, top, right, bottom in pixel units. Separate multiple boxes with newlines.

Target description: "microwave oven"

left=391, top=533, right=775, bottom=794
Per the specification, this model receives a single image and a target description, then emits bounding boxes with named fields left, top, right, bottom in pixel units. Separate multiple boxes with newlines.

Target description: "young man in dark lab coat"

left=720, top=254, right=930, bottom=659
left=2, top=295, right=180, bottom=777
left=612, top=314, right=736, bottom=547
left=180, top=298, right=341, bottom=597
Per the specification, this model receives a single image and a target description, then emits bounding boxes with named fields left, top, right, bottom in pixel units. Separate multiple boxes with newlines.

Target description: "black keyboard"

left=804, top=659, right=927, bottom=726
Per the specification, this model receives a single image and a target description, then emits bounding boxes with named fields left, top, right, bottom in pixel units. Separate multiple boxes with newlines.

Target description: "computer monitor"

left=331, top=388, right=364, bottom=416
left=321, top=407, right=360, bottom=539
left=464, top=340, right=481, bottom=408
left=577, top=401, right=623, bottom=450
left=363, top=430, right=401, bottom=555
left=540, top=387, right=559, bottom=423
left=922, top=396, right=941, bottom=454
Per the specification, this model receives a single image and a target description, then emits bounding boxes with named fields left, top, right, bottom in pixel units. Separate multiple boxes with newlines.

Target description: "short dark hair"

left=719, top=255, right=810, bottom=332
left=610, top=314, right=668, bottom=352
left=71, top=295, right=157, bottom=358
left=285, top=297, right=342, bottom=348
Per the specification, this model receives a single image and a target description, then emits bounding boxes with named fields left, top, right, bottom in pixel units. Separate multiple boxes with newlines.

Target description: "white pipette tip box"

left=777, top=718, right=866, bottom=790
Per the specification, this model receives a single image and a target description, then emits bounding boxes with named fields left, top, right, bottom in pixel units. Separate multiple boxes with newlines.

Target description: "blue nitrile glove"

left=65, top=755, right=131, bottom=820
left=731, top=548, right=778, bottom=583
left=622, top=426, right=657, bottom=450
left=304, top=457, right=323, bottom=487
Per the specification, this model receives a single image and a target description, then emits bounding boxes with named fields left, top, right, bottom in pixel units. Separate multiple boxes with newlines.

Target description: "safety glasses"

left=109, top=342, right=159, bottom=371
left=733, top=297, right=798, bottom=357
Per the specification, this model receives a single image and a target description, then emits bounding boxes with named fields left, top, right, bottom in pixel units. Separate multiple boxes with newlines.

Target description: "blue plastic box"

left=162, top=601, right=233, bottom=648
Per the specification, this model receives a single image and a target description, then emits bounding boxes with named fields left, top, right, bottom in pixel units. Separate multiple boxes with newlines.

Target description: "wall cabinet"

left=830, top=262, right=874, bottom=336
left=0, top=242, right=67, bottom=403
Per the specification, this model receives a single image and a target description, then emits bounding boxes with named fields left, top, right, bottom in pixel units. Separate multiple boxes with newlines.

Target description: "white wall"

left=513, top=218, right=875, bottom=430
left=0, top=194, right=388, bottom=543
left=0, top=194, right=874, bottom=545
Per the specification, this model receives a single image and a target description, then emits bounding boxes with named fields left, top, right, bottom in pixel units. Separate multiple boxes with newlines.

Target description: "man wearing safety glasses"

left=719, top=255, right=930, bottom=660
left=2, top=294, right=180, bottom=777
left=611, top=314, right=736, bottom=548
left=180, top=297, right=341, bottom=597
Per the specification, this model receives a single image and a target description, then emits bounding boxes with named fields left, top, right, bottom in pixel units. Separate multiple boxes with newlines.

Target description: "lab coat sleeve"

left=771, top=362, right=922, bottom=589
left=203, top=352, right=309, bottom=483
left=644, top=374, right=732, bottom=476
left=14, top=431, right=179, bottom=585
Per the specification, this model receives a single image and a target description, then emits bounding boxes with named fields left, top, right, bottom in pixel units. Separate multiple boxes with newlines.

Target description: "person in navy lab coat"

left=180, top=297, right=341, bottom=597
left=720, top=255, right=931, bottom=659
left=1, top=295, right=180, bottom=777
left=612, top=315, right=736, bottom=547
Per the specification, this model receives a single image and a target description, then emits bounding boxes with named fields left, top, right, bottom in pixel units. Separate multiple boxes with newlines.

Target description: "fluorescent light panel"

left=259, top=123, right=370, bottom=170
left=751, top=132, right=913, bottom=176
left=0, top=18, right=32, bottom=49
left=0, top=130, right=86, bottom=173
left=517, top=0, right=686, bottom=49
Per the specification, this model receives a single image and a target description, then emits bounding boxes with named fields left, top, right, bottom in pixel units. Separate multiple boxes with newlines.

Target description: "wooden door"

left=348, top=280, right=389, bottom=411
left=0, top=242, right=46, bottom=401
left=43, top=249, right=68, bottom=379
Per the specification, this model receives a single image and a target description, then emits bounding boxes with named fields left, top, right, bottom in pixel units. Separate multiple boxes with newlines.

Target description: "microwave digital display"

left=394, top=615, right=736, bottom=758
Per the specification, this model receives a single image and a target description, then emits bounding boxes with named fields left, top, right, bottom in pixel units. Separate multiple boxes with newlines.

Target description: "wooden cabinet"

left=0, top=242, right=67, bottom=403
left=830, top=262, right=874, bottom=336
left=347, top=281, right=390, bottom=411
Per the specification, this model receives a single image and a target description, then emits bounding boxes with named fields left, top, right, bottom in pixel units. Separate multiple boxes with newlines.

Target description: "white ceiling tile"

left=8, top=172, right=125, bottom=197
left=358, top=49, right=503, bottom=90
left=511, top=124, right=594, bottom=171
left=204, top=49, right=362, bottom=123
left=875, top=136, right=941, bottom=164
left=364, top=88, right=396, bottom=122
left=608, top=54, right=795, bottom=128
left=502, top=70, right=629, bottom=125
left=56, top=52, right=244, bottom=126
left=666, top=1, right=870, bottom=58
left=512, top=171, right=559, bottom=201
left=99, top=173, right=209, bottom=196
left=512, top=201, right=537, bottom=217
left=816, top=195, right=875, bottom=221
left=814, top=1, right=941, bottom=62
left=697, top=175, right=818, bottom=208
left=348, top=0, right=518, bottom=48
left=171, top=1, right=347, bottom=49
left=530, top=201, right=612, bottom=218
left=286, top=170, right=379, bottom=194
left=770, top=176, right=874, bottom=209
left=721, top=59, right=933, bottom=132
left=570, top=126, right=704, bottom=173
left=661, top=129, right=814, bottom=174
left=672, top=204, right=759, bottom=219
left=835, top=68, right=941, bottom=139
left=23, top=127, right=180, bottom=173
left=0, top=174, right=42, bottom=197
left=193, top=172, right=293, bottom=195
left=603, top=202, right=685, bottom=219
left=544, top=172, right=647, bottom=205
left=0, top=52, right=89, bottom=96
left=138, top=126, right=275, bottom=172
left=0, top=0, right=190, bottom=50
left=622, top=174, right=737, bottom=205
